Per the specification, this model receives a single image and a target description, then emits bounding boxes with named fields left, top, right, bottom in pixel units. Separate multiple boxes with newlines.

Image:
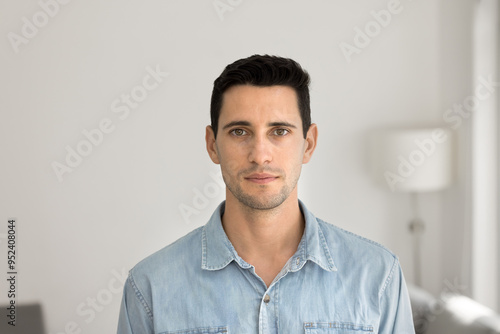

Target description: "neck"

left=221, top=190, right=305, bottom=265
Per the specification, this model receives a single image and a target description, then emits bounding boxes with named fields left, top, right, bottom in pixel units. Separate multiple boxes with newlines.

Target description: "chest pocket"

left=304, top=322, right=374, bottom=333
left=160, top=326, right=228, bottom=334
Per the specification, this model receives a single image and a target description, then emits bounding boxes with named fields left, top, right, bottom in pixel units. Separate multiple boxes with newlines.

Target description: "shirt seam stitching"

left=201, top=227, right=207, bottom=269
left=380, top=256, right=398, bottom=296
left=129, top=271, right=154, bottom=321
left=317, top=223, right=336, bottom=270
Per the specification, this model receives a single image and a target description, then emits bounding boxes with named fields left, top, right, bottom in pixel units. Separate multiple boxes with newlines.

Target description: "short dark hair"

left=210, top=54, right=311, bottom=139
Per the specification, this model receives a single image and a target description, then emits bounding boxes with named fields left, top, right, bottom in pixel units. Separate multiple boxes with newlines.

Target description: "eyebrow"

left=222, top=120, right=297, bottom=130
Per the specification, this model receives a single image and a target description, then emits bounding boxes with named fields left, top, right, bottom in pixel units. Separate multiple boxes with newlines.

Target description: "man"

left=117, top=55, right=415, bottom=333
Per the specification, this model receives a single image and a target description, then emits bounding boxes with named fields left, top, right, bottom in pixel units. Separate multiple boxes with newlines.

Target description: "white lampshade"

left=370, top=128, right=454, bottom=192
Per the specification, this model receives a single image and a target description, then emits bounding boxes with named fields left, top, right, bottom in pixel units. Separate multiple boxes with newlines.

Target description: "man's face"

left=206, top=85, right=317, bottom=211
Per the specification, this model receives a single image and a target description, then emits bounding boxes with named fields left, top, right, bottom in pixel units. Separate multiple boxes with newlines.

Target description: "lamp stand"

left=409, top=192, right=425, bottom=287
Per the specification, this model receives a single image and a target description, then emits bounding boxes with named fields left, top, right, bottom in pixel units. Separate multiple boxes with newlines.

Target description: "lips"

left=244, top=173, right=278, bottom=184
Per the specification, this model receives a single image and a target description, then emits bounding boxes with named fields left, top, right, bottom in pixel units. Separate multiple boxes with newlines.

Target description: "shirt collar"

left=201, top=200, right=337, bottom=272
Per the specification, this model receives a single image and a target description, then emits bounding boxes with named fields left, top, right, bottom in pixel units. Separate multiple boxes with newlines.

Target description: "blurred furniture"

left=409, top=284, right=500, bottom=334
left=0, top=303, right=45, bottom=334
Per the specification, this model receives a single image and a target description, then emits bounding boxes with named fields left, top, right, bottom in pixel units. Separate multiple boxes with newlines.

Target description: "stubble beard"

left=223, top=170, right=300, bottom=211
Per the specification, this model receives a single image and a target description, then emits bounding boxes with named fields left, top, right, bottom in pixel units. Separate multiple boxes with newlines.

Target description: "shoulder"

left=318, top=218, right=396, bottom=257
left=129, top=226, right=204, bottom=284
left=316, top=218, right=399, bottom=279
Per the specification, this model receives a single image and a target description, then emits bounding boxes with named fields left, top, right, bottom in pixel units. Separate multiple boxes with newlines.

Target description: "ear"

left=205, top=125, right=220, bottom=164
left=302, top=123, right=318, bottom=164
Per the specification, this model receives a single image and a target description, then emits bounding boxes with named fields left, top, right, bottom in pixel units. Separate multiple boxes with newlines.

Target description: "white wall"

left=0, top=0, right=475, bottom=332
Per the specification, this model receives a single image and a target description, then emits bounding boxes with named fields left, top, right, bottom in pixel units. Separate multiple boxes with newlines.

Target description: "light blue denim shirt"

left=117, top=200, right=415, bottom=333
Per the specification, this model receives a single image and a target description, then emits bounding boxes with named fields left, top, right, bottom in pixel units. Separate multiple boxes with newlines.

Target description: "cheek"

left=281, top=142, right=305, bottom=163
left=218, top=148, right=243, bottom=176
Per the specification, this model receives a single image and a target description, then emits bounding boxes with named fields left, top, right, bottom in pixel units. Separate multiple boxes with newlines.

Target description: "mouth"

left=244, top=173, right=279, bottom=184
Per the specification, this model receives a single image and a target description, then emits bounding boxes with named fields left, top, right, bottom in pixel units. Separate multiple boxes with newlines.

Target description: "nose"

left=248, top=134, right=272, bottom=165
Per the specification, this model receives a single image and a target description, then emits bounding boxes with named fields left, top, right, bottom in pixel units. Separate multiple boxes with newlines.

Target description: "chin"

left=237, top=193, right=290, bottom=211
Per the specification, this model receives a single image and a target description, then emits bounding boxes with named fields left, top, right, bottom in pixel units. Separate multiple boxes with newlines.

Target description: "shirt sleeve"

left=117, top=273, right=154, bottom=334
left=378, top=258, right=415, bottom=333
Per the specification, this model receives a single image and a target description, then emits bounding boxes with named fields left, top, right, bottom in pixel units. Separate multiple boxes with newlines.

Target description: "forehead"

left=219, top=85, right=300, bottom=122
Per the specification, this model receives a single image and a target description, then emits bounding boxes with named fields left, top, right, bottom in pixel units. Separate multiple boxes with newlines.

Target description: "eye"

left=273, top=128, right=289, bottom=136
left=230, top=128, right=247, bottom=136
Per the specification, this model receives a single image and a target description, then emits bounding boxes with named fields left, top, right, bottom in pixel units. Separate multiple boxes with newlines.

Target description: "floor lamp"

left=370, top=127, right=454, bottom=286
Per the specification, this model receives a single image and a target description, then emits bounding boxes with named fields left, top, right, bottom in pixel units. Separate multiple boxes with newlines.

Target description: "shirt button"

left=263, top=294, right=270, bottom=304
left=296, top=257, right=300, bottom=265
